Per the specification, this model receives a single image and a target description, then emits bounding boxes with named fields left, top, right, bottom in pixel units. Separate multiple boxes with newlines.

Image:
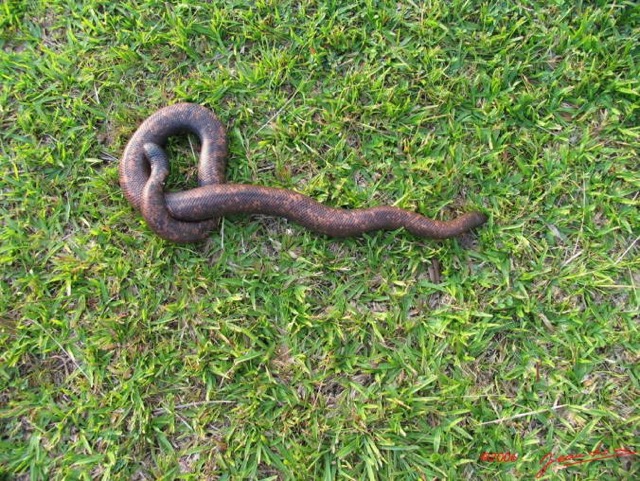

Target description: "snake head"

left=140, top=141, right=217, bottom=243
left=143, top=142, right=170, bottom=182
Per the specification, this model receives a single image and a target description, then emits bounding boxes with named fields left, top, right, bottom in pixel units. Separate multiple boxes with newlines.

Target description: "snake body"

left=120, top=103, right=487, bottom=243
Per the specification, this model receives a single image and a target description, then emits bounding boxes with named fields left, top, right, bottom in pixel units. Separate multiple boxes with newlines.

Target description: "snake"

left=119, top=103, right=488, bottom=243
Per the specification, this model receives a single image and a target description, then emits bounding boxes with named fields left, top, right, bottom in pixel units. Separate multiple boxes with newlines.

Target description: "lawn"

left=1, top=1, right=638, bottom=480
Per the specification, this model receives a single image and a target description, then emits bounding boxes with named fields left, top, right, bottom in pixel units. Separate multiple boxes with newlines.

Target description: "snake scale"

left=119, top=103, right=487, bottom=243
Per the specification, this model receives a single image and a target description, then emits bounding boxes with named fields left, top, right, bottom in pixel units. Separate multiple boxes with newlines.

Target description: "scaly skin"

left=120, top=103, right=488, bottom=243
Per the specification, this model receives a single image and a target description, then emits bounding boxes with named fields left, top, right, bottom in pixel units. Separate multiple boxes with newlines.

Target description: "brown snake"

left=119, top=103, right=487, bottom=243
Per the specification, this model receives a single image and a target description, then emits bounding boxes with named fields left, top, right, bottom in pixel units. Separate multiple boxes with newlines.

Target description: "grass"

left=0, top=0, right=638, bottom=479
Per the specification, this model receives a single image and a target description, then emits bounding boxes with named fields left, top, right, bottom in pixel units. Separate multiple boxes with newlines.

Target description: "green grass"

left=1, top=0, right=638, bottom=479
